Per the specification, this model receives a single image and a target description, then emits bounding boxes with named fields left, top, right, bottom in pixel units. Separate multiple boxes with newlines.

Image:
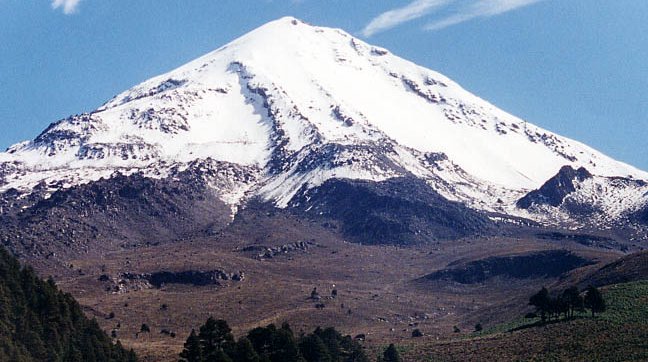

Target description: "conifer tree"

left=212, top=349, right=234, bottom=362
left=299, top=334, right=332, bottom=362
left=234, top=337, right=260, bottom=362
left=342, top=335, right=369, bottom=362
left=529, top=287, right=551, bottom=322
left=584, top=286, right=606, bottom=317
left=199, top=317, right=235, bottom=360
left=381, top=344, right=401, bottom=362
left=181, top=318, right=368, bottom=362
left=562, top=286, right=583, bottom=318
left=179, top=329, right=202, bottom=362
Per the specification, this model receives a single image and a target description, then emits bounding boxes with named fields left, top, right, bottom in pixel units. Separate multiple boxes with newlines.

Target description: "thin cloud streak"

left=425, top=0, right=544, bottom=30
left=362, top=0, right=451, bottom=37
left=362, top=0, right=545, bottom=36
left=51, top=0, right=82, bottom=15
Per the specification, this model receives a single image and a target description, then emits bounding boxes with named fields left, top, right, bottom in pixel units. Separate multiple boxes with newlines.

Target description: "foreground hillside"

left=54, top=222, right=621, bottom=360
left=0, top=246, right=137, bottom=362
left=400, top=280, right=648, bottom=361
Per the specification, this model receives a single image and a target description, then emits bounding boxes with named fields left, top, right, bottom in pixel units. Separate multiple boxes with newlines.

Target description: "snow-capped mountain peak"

left=1, top=16, right=647, bottom=226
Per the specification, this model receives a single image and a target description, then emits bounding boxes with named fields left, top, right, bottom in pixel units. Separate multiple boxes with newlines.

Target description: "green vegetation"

left=403, top=280, right=648, bottom=361
left=180, top=318, right=369, bottom=362
left=0, top=246, right=137, bottom=362
left=478, top=281, right=645, bottom=338
left=597, top=280, right=648, bottom=325
left=584, top=285, right=606, bottom=317
left=379, top=344, right=401, bottom=362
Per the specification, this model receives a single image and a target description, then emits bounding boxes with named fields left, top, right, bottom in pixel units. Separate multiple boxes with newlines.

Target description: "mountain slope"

left=288, top=177, right=495, bottom=244
left=1, top=16, right=647, bottom=237
left=0, top=160, right=234, bottom=260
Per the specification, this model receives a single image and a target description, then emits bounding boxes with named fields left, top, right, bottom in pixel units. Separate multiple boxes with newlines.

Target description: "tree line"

left=529, top=285, right=606, bottom=322
left=0, top=246, right=137, bottom=362
left=179, top=317, right=403, bottom=362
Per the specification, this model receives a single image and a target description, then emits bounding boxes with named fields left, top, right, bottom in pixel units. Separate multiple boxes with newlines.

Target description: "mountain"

left=1, top=17, right=648, bottom=258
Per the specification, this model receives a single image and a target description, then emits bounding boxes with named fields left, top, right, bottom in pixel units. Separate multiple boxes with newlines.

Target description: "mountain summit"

left=1, top=17, right=647, bottom=232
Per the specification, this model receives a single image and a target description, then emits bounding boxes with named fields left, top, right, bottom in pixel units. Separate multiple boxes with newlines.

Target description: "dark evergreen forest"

left=0, top=246, right=137, bottom=362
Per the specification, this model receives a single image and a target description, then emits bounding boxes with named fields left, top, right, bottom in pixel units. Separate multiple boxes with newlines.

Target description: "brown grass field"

left=35, top=215, right=628, bottom=361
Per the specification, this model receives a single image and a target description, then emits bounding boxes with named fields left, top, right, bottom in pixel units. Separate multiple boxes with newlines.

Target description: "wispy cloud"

left=362, top=0, right=452, bottom=37
left=51, top=0, right=83, bottom=15
left=425, top=0, right=544, bottom=30
left=362, top=0, right=544, bottom=36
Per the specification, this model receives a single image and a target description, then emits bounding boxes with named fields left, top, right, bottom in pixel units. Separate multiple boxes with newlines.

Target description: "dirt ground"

left=41, top=226, right=620, bottom=361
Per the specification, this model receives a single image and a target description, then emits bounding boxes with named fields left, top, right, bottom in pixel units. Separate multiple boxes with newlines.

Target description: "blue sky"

left=1, top=0, right=647, bottom=170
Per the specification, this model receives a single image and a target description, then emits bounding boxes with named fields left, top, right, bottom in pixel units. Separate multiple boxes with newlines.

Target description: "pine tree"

left=269, top=328, right=301, bottom=362
left=179, top=329, right=203, bottom=362
left=199, top=317, right=235, bottom=360
left=343, top=338, right=369, bottom=362
left=247, top=325, right=275, bottom=358
left=299, top=334, right=332, bottom=362
left=529, top=287, right=551, bottom=322
left=182, top=318, right=367, bottom=362
left=211, top=349, right=234, bottom=362
left=314, top=327, right=342, bottom=360
left=234, top=337, right=260, bottom=362
left=584, top=286, right=606, bottom=317
left=281, top=322, right=293, bottom=334
left=381, top=344, right=401, bottom=362
left=562, top=286, right=583, bottom=318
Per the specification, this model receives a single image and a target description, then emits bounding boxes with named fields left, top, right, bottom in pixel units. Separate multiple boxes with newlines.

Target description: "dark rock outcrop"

left=536, top=231, right=623, bottom=250
left=146, top=270, right=237, bottom=288
left=421, top=250, right=593, bottom=284
left=288, top=177, right=495, bottom=245
left=630, top=203, right=648, bottom=226
left=517, top=166, right=592, bottom=209
left=0, top=162, right=235, bottom=262
left=102, top=269, right=244, bottom=293
left=240, top=240, right=312, bottom=259
left=578, top=250, right=648, bottom=288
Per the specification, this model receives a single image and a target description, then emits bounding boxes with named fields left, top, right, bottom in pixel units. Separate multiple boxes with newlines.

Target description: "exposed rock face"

left=518, top=166, right=593, bottom=209
left=535, top=231, right=624, bottom=250
left=146, top=270, right=242, bottom=287
left=288, top=177, right=496, bottom=244
left=100, top=269, right=244, bottom=293
left=630, top=204, right=648, bottom=226
left=0, top=162, right=235, bottom=261
left=240, top=241, right=313, bottom=259
left=421, top=250, right=593, bottom=284
left=517, top=166, right=648, bottom=233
